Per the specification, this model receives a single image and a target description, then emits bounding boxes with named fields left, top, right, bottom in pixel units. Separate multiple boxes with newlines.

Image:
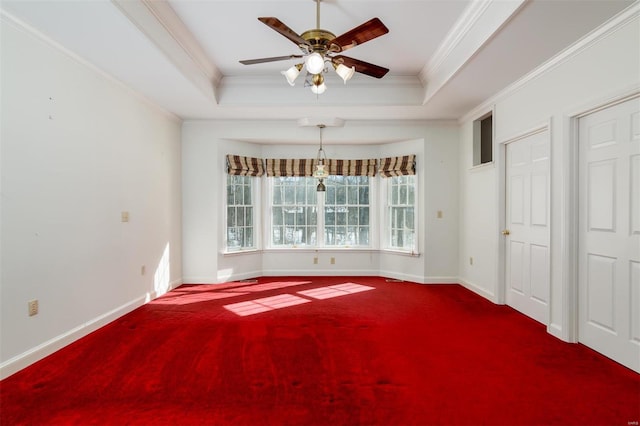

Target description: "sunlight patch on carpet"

left=298, top=283, right=375, bottom=300
left=152, top=291, right=249, bottom=305
left=224, top=294, right=311, bottom=316
left=222, top=281, right=312, bottom=293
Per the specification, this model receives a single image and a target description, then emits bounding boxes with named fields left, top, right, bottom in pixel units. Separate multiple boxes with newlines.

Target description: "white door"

left=505, top=130, right=550, bottom=324
left=578, top=96, right=640, bottom=373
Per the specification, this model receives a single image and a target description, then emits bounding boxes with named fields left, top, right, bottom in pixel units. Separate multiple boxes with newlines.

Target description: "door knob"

left=502, top=229, right=510, bottom=235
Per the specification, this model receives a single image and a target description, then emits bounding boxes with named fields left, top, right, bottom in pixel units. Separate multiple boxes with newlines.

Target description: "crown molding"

left=459, top=1, right=640, bottom=124
left=0, top=10, right=182, bottom=124
left=111, top=0, right=221, bottom=103
left=419, top=0, right=526, bottom=105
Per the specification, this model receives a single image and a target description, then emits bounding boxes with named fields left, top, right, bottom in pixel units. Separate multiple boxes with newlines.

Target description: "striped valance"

left=266, top=158, right=316, bottom=177
left=226, top=155, right=265, bottom=176
left=328, top=159, right=377, bottom=177
left=379, top=155, right=416, bottom=177
left=266, top=158, right=378, bottom=177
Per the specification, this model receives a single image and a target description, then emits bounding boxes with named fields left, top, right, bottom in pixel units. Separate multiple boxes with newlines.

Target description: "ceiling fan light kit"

left=310, top=74, right=326, bottom=94
left=281, top=63, right=303, bottom=86
left=334, top=63, right=355, bottom=84
left=305, top=52, right=326, bottom=74
left=240, top=0, right=389, bottom=95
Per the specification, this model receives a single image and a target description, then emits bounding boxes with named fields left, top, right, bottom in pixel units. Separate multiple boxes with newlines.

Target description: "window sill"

left=222, top=248, right=261, bottom=256
left=380, top=248, right=421, bottom=257
left=263, top=247, right=377, bottom=253
left=223, top=247, right=420, bottom=257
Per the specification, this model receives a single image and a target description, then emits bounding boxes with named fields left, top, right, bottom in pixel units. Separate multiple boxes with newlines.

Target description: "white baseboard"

left=547, top=322, right=571, bottom=342
left=261, top=269, right=378, bottom=277
left=0, top=294, right=150, bottom=380
left=0, top=280, right=183, bottom=380
left=458, top=278, right=498, bottom=303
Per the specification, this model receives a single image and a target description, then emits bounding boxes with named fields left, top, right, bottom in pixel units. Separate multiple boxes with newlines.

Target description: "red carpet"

left=1, top=277, right=638, bottom=425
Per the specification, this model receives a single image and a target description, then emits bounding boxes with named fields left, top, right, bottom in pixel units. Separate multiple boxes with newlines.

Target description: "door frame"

left=563, top=88, right=640, bottom=343
left=497, top=122, right=551, bottom=316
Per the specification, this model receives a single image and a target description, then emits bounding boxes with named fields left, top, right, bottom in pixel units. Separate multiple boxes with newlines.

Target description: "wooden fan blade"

left=330, top=18, right=389, bottom=52
left=333, top=55, right=389, bottom=79
left=240, top=55, right=303, bottom=65
left=258, top=17, right=309, bottom=47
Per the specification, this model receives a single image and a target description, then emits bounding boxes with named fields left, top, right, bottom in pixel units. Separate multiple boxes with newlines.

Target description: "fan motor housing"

left=301, top=29, right=336, bottom=53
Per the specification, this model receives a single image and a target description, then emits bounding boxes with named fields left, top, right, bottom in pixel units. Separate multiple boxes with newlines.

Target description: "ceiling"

left=1, top=0, right=635, bottom=122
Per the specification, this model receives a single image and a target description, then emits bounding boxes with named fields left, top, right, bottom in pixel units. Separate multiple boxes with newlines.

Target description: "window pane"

left=296, top=208, right=305, bottom=226
left=243, top=184, right=251, bottom=204
left=405, top=208, right=414, bottom=228
left=284, top=208, right=295, bottom=225
left=296, top=185, right=305, bottom=204
left=273, top=207, right=283, bottom=225
left=237, top=207, right=245, bottom=226
left=307, top=186, right=316, bottom=204
left=246, top=228, right=253, bottom=247
left=359, top=227, right=369, bottom=245
left=348, top=186, right=358, bottom=204
left=246, top=207, right=253, bottom=226
left=325, top=208, right=335, bottom=225
left=325, top=227, right=335, bottom=245
left=227, top=184, right=234, bottom=204
left=336, top=185, right=346, bottom=205
left=326, top=185, right=336, bottom=204
left=359, top=208, right=369, bottom=225
left=387, top=175, right=416, bottom=251
left=234, top=185, right=243, bottom=205
left=284, top=185, right=295, bottom=204
left=273, top=226, right=282, bottom=244
left=359, top=186, right=369, bottom=204
left=271, top=177, right=317, bottom=247
left=227, top=207, right=235, bottom=227
left=336, top=226, right=347, bottom=245
left=273, top=185, right=282, bottom=204
left=348, top=207, right=358, bottom=225
left=307, top=227, right=316, bottom=246
left=399, top=185, right=407, bottom=204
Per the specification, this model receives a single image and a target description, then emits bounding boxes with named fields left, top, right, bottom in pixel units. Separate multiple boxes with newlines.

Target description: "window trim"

left=381, top=174, right=419, bottom=254
left=223, top=173, right=261, bottom=254
left=265, top=175, right=376, bottom=250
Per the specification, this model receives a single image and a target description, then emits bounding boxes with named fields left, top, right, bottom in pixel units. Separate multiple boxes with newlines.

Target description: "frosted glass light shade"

left=335, top=64, right=355, bottom=83
left=311, top=82, right=326, bottom=94
left=305, top=53, right=325, bottom=74
left=281, top=64, right=302, bottom=86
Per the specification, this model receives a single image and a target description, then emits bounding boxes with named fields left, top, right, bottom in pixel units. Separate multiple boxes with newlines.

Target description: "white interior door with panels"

left=578, top=96, right=640, bottom=373
left=504, top=129, right=550, bottom=325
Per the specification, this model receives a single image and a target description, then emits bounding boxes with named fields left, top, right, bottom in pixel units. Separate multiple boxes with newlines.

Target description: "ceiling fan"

left=239, top=0, right=389, bottom=94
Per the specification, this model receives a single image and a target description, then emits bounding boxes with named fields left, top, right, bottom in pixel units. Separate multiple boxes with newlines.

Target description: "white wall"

left=182, top=120, right=459, bottom=284
left=458, top=10, right=639, bottom=339
left=0, top=17, right=183, bottom=378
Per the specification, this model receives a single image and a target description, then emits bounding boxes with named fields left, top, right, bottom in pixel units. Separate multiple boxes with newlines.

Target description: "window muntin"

left=226, top=175, right=255, bottom=251
left=324, top=175, right=370, bottom=246
left=269, top=176, right=371, bottom=248
left=387, top=175, right=416, bottom=251
left=271, top=177, right=318, bottom=246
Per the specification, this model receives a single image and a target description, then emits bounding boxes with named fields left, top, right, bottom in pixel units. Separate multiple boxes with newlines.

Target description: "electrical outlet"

left=28, top=300, right=39, bottom=317
left=313, top=257, right=318, bottom=264
left=330, top=257, right=335, bottom=265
